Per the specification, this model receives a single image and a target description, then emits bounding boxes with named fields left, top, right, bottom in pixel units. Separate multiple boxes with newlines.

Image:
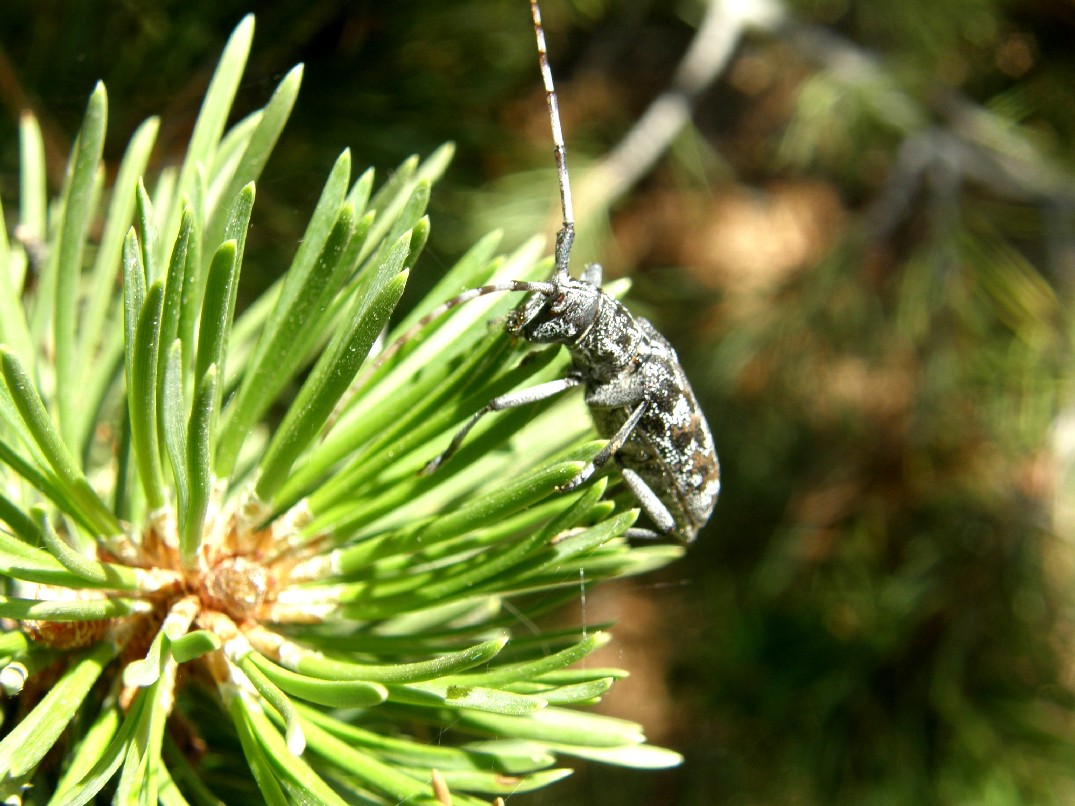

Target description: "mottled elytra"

left=382, top=0, right=720, bottom=542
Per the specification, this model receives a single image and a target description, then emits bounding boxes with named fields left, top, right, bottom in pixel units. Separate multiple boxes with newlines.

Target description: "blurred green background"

left=1, top=1, right=1074, bottom=803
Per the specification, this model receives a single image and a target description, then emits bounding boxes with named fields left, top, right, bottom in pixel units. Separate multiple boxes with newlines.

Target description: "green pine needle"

left=0, top=15, right=683, bottom=804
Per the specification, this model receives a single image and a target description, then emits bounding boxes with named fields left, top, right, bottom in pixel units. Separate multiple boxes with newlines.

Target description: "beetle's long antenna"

left=531, top=0, right=574, bottom=281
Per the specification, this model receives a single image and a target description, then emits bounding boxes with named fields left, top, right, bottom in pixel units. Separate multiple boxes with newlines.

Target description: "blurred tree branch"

left=582, top=0, right=1074, bottom=281
left=580, top=0, right=783, bottom=219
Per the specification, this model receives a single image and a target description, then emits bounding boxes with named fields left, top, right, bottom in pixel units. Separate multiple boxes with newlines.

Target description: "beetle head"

left=510, top=276, right=601, bottom=344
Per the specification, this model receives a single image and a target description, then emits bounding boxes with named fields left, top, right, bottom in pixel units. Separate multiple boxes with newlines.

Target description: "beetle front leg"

left=421, top=376, right=583, bottom=475
left=581, top=262, right=603, bottom=286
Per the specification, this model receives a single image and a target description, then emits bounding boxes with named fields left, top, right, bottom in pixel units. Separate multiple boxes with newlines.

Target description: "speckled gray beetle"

left=385, top=0, right=720, bottom=542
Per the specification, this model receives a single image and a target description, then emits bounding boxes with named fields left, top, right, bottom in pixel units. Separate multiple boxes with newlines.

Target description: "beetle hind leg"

left=619, top=466, right=677, bottom=537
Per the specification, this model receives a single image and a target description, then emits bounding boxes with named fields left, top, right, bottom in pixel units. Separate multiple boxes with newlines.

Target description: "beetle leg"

left=558, top=400, right=647, bottom=492
left=619, top=466, right=677, bottom=536
left=421, top=376, right=583, bottom=474
left=585, top=375, right=646, bottom=409
left=581, top=262, right=603, bottom=286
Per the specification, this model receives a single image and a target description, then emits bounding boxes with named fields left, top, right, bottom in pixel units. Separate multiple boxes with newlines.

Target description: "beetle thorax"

left=569, top=295, right=644, bottom=380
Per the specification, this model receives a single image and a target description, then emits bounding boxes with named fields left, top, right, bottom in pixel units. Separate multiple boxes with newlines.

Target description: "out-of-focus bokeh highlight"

left=1, top=1, right=1073, bottom=803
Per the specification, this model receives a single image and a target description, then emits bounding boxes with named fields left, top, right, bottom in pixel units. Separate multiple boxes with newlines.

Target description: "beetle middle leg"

left=557, top=400, right=647, bottom=492
left=421, top=375, right=583, bottom=474
left=558, top=400, right=678, bottom=538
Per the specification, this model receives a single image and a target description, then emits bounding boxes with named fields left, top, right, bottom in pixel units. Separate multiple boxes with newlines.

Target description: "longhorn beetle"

left=383, top=0, right=720, bottom=542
